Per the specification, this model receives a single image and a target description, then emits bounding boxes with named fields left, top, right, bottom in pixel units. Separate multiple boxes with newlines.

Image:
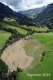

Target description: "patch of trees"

left=7, top=71, right=16, bottom=80
left=3, top=21, right=19, bottom=27
left=5, top=67, right=22, bottom=80
left=46, top=23, right=53, bottom=30
left=0, top=59, right=22, bottom=80
left=41, top=52, right=45, bottom=62
left=0, top=14, right=4, bottom=22
left=18, top=20, right=35, bottom=26
left=0, top=59, right=8, bottom=80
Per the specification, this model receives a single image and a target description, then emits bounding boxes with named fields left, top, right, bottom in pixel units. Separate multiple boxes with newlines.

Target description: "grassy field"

left=0, top=30, right=11, bottom=50
left=32, top=33, right=53, bottom=51
left=30, top=26, right=48, bottom=31
left=23, top=39, right=44, bottom=67
left=23, top=25, right=48, bottom=31
left=0, top=22, right=28, bottom=35
left=4, top=18, right=19, bottom=26
left=16, top=32, right=53, bottom=80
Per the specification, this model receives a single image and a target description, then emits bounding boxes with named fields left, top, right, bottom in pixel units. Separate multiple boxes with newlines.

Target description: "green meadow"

left=23, top=25, right=48, bottom=31
left=16, top=33, right=53, bottom=80
left=4, top=18, right=19, bottom=26
left=0, top=30, right=11, bottom=56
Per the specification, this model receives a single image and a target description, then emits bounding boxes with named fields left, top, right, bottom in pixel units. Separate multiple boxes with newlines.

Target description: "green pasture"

left=16, top=33, right=53, bottom=80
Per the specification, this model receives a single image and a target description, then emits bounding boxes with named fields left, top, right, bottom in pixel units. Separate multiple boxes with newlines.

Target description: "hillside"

left=0, top=2, right=34, bottom=26
left=19, top=6, right=46, bottom=19
left=34, top=3, right=53, bottom=29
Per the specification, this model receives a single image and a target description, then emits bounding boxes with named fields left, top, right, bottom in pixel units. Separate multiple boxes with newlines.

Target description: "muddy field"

left=1, top=39, right=33, bottom=72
